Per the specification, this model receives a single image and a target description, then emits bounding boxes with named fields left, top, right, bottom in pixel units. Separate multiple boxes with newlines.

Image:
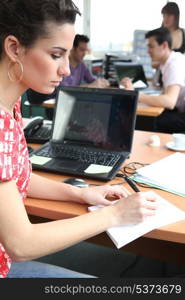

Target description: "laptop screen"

left=52, top=87, right=138, bottom=152
left=114, top=62, right=148, bottom=86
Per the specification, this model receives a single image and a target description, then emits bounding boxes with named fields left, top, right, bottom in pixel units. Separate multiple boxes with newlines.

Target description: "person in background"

left=153, top=2, right=185, bottom=86
left=0, top=0, right=158, bottom=278
left=161, top=1, right=185, bottom=53
left=61, top=34, right=109, bottom=88
left=121, top=27, right=185, bottom=133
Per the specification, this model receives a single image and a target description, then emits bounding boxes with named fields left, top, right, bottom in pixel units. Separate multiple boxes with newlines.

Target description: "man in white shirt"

left=121, top=27, right=185, bottom=133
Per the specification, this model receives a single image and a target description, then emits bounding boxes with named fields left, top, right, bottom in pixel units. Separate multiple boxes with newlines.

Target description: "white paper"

left=84, top=164, right=113, bottom=174
left=88, top=195, right=185, bottom=249
left=136, top=152, right=185, bottom=195
left=30, top=155, right=51, bottom=165
left=133, top=80, right=147, bottom=88
left=119, top=80, right=147, bottom=89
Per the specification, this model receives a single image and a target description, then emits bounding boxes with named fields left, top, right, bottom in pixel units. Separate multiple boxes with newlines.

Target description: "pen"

left=116, top=173, right=140, bottom=192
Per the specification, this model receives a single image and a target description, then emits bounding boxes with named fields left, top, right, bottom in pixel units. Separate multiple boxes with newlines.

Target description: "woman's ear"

left=4, top=35, right=21, bottom=62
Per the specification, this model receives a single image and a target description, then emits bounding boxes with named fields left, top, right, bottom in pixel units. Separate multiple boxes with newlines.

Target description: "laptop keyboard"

left=36, top=144, right=122, bottom=166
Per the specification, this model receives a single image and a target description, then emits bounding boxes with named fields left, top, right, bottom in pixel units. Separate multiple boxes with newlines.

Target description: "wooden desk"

left=43, top=98, right=164, bottom=118
left=136, top=105, right=164, bottom=131
left=135, top=85, right=164, bottom=129
left=137, top=104, right=164, bottom=117
left=25, top=131, right=185, bottom=264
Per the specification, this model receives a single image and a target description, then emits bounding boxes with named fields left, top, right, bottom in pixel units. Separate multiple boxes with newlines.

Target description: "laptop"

left=114, top=62, right=162, bottom=95
left=114, top=62, right=148, bottom=89
left=30, top=86, right=138, bottom=181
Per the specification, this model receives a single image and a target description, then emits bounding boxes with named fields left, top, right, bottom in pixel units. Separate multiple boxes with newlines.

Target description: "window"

left=72, top=0, right=185, bottom=57
left=73, top=0, right=84, bottom=33
left=90, top=0, right=168, bottom=53
left=175, top=0, right=185, bottom=28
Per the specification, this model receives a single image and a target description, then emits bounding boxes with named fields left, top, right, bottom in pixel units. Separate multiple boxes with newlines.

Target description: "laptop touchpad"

left=45, top=158, right=82, bottom=171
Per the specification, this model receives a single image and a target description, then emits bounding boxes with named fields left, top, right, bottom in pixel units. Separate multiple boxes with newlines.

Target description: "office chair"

left=26, top=89, right=56, bottom=120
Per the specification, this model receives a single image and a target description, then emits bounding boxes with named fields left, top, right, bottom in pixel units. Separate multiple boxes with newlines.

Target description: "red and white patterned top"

left=0, top=98, right=31, bottom=278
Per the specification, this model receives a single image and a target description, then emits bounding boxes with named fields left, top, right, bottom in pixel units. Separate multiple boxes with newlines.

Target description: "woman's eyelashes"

left=51, top=53, right=62, bottom=60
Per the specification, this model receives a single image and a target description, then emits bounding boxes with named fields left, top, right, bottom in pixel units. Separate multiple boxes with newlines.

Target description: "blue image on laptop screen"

left=52, top=87, right=138, bottom=152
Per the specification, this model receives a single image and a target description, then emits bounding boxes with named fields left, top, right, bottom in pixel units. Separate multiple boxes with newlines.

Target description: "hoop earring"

left=7, top=60, right=24, bottom=82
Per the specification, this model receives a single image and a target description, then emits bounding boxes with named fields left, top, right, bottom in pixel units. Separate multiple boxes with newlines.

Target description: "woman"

left=161, top=2, right=185, bottom=53
left=153, top=2, right=185, bottom=87
left=0, top=0, right=158, bottom=278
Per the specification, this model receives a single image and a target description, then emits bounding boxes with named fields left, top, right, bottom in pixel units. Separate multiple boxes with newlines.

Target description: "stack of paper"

left=133, top=80, right=147, bottom=89
left=132, top=152, right=185, bottom=197
left=88, top=194, right=185, bottom=249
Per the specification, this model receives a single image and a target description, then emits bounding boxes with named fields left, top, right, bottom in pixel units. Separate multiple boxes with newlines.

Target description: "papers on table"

left=132, top=152, right=185, bottom=197
left=88, top=194, right=185, bottom=249
left=119, top=80, right=147, bottom=89
left=133, top=80, right=147, bottom=89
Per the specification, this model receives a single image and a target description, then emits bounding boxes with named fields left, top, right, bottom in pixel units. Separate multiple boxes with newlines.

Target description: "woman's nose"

left=58, top=59, right=70, bottom=77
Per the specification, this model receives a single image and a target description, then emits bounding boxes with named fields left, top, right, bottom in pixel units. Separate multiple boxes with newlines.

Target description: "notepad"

left=88, top=194, right=185, bottom=249
left=84, top=164, right=113, bottom=174
left=30, top=155, right=51, bottom=165
left=132, top=152, right=185, bottom=197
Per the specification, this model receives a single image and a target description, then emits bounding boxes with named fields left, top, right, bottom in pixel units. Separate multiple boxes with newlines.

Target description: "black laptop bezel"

left=52, top=86, right=138, bottom=151
left=31, top=86, right=138, bottom=181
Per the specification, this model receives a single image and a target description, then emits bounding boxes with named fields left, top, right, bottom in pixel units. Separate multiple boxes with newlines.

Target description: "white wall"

left=73, top=1, right=185, bottom=56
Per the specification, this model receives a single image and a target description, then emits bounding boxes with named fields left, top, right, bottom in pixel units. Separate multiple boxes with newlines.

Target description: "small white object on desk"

left=148, top=134, right=160, bottom=147
left=172, top=133, right=185, bottom=147
left=166, top=133, right=185, bottom=151
left=166, top=141, right=185, bottom=152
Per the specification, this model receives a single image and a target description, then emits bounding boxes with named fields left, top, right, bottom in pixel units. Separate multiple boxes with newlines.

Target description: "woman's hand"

left=106, top=191, right=158, bottom=226
left=79, top=185, right=130, bottom=206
